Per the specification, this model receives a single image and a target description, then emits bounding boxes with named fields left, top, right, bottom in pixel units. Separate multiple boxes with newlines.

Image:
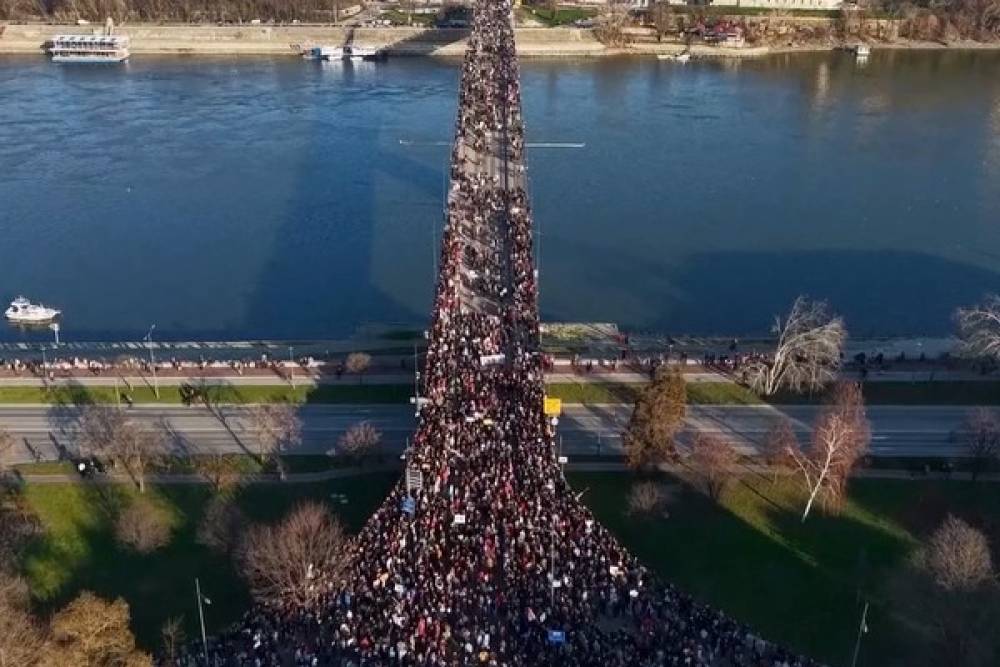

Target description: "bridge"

left=188, top=1, right=820, bottom=663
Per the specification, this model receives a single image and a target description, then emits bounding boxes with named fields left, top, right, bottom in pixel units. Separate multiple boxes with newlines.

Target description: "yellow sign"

left=544, top=397, right=562, bottom=416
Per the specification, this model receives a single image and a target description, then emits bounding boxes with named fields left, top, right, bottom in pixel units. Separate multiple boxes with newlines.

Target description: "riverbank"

left=2, top=23, right=999, bottom=57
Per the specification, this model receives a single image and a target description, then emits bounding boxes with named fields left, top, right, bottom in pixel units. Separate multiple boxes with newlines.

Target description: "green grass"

left=18, top=473, right=396, bottom=650
left=546, top=381, right=762, bottom=405
left=0, top=382, right=411, bottom=405
left=379, top=9, right=437, bottom=27
left=768, top=380, right=1000, bottom=405
left=522, top=5, right=596, bottom=27
left=15, top=471, right=1000, bottom=663
left=0, top=380, right=997, bottom=408
left=570, top=472, right=1000, bottom=666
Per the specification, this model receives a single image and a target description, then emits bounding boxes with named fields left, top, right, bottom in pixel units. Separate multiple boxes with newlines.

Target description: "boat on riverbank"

left=657, top=52, right=690, bottom=62
left=47, top=34, right=129, bottom=63
left=302, top=44, right=387, bottom=61
left=5, top=297, right=60, bottom=323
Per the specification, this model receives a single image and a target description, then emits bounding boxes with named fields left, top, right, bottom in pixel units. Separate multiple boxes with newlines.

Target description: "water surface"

left=1, top=51, right=998, bottom=342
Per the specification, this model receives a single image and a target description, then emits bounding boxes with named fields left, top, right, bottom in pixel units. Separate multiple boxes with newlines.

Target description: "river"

left=1, top=50, right=998, bottom=342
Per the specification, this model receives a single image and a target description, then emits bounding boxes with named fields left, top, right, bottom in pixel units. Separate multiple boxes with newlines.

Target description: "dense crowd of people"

left=167, top=2, right=819, bottom=665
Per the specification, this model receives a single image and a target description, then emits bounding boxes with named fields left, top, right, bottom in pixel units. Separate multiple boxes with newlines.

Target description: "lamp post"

left=144, top=324, right=159, bottom=399
left=195, top=578, right=209, bottom=662
left=288, top=345, right=295, bottom=389
left=850, top=600, right=869, bottom=667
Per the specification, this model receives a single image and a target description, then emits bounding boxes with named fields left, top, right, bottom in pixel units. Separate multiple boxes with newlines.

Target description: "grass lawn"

left=2, top=380, right=997, bottom=406
left=380, top=9, right=437, bottom=26
left=547, top=380, right=762, bottom=405
left=522, top=5, right=596, bottom=26
left=570, top=472, right=1000, bottom=666
left=14, top=471, right=1000, bottom=663
left=18, top=473, right=396, bottom=651
left=0, top=382, right=411, bottom=405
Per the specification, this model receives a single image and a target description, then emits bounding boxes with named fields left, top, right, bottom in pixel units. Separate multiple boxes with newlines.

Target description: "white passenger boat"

left=48, top=34, right=129, bottom=63
left=303, top=45, right=387, bottom=61
left=657, top=52, right=690, bottom=63
left=5, top=297, right=61, bottom=323
left=853, top=44, right=871, bottom=58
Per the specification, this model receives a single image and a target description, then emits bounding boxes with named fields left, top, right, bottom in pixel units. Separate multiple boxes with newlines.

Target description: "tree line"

left=0, top=0, right=341, bottom=24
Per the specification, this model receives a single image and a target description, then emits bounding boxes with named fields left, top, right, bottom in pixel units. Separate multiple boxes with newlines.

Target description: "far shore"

left=2, top=22, right=999, bottom=58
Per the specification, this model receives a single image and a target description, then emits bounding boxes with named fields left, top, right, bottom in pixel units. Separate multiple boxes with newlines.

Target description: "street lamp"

left=195, top=578, right=210, bottom=662
left=288, top=345, right=295, bottom=389
left=144, top=324, right=159, bottom=399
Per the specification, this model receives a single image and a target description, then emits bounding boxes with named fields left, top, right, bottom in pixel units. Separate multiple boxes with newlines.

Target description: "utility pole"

left=196, top=578, right=209, bottom=662
left=550, top=526, right=556, bottom=608
left=413, top=342, right=420, bottom=402
left=851, top=600, right=869, bottom=667
left=145, top=324, right=159, bottom=399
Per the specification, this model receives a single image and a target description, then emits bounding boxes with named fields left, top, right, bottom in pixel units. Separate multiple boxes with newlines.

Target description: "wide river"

left=1, top=51, right=998, bottom=342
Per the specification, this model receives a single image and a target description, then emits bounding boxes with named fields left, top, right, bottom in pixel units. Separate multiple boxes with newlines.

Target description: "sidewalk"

left=12, top=460, right=999, bottom=486
left=0, top=363, right=991, bottom=389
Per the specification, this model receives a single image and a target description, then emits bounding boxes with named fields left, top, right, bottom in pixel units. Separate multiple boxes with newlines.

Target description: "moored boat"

left=5, top=297, right=61, bottom=323
left=657, top=52, right=691, bottom=63
left=48, top=34, right=129, bottom=63
left=303, top=45, right=387, bottom=61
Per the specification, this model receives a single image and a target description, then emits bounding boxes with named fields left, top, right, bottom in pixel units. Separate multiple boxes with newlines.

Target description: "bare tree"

left=0, top=570, right=45, bottom=667
left=42, top=592, right=151, bottom=666
left=197, top=495, right=246, bottom=556
left=651, top=0, right=673, bottom=41
left=333, top=421, right=382, bottom=463
left=344, top=352, right=372, bottom=384
left=594, top=0, right=633, bottom=47
left=77, top=404, right=128, bottom=459
left=115, top=498, right=172, bottom=553
left=762, top=417, right=798, bottom=485
left=926, top=515, right=995, bottom=591
left=788, top=383, right=870, bottom=522
left=78, top=406, right=162, bottom=493
left=963, top=408, right=1000, bottom=482
left=745, top=297, right=846, bottom=397
left=892, top=515, right=1000, bottom=666
left=0, top=426, right=16, bottom=481
left=955, top=294, right=1000, bottom=363
left=627, top=481, right=673, bottom=517
left=239, top=501, right=349, bottom=608
left=195, top=452, right=245, bottom=494
left=623, top=366, right=686, bottom=470
left=689, top=432, right=740, bottom=502
left=247, top=403, right=301, bottom=479
left=160, top=616, right=186, bottom=665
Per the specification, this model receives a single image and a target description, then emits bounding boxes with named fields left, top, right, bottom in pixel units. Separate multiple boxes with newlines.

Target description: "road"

left=0, top=404, right=971, bottom=465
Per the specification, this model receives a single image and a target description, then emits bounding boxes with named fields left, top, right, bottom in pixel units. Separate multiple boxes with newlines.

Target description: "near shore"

left=2, top=22, right=999, bottom=58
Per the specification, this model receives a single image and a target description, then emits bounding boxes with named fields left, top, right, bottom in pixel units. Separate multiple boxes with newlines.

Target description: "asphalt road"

left=0, top=404, right=973, bottom=465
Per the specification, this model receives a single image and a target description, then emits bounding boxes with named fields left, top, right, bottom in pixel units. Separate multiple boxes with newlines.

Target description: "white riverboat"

left=5, top=297, right=61, bottom=324
left=48, top=34, right=130, bottom=63
left=657, top=52, right=690, bottom=63
left=302, top=45, right=387, bottom=61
